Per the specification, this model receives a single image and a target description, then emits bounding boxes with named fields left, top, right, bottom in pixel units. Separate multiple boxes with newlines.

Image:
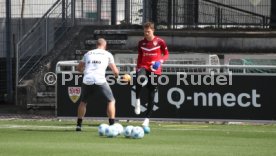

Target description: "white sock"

left=135, top=99, right=141, bottom=115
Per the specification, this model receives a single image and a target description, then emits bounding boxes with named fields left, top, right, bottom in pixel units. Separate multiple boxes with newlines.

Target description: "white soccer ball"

left=105, top=125, right=119, bottom=137
left=123, top=125, right=134, bottom=138
left=98, top=123, right=109, bottom=136
left=113, top=123, right=124, bottom=135
left=131, top=126, right=144, bottom=139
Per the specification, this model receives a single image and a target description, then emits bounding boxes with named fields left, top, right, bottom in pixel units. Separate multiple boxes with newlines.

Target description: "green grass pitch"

left=0, top=119, right=276, bottom=156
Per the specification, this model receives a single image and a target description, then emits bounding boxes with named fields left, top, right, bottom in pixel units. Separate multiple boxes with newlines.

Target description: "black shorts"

left=136, top=68, right=159, bottom=90
left=81, top=83, right=115, bottom=103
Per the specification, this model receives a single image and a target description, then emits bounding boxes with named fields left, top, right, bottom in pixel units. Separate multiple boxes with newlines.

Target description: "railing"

left=72, top=0, right=271, bottom=29
left=201, top=0, right=270, bottom=28
left=56, top=61, right=276, bottom=76
left=147, top=0, right=271, bottom=29
left=16, top=0, right=73, bottom=84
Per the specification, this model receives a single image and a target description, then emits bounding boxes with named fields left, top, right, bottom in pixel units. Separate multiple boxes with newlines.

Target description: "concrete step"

left=27, top=103, right=55, bottom=110
left=28, top=92, right=56, bottom=110
left=37, top=92, right=55, bottom=98
left=85, top=39, right=127, bottom=45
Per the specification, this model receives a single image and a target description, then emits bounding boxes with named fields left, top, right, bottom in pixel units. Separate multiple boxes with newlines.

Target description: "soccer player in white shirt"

left=76, top=38, right=119, bottom=131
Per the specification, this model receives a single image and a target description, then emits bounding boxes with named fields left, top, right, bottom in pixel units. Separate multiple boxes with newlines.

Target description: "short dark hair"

left=143, top=22, right=154, bottom=30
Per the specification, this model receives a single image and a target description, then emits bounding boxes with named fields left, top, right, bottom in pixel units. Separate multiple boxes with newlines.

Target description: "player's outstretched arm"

left=109, top=63, right=119, bottom=79
left=77, top=61, right=85, bottom=73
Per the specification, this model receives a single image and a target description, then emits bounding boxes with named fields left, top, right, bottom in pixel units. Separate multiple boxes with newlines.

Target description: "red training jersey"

left=137, top=36, right=169, bottom=75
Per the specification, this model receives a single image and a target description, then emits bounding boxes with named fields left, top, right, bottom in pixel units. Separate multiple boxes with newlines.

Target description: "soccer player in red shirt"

left=135, top=22, right=169, bottom=127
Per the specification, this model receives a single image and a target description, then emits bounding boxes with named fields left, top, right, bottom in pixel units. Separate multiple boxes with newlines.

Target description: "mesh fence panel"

left=153, top=0, right=270, bottom=29
left=225, top=54, right=276, bottom=74
left=17, top=0, right=72, bottom=83
left=114, top=53, right=220, bottom=73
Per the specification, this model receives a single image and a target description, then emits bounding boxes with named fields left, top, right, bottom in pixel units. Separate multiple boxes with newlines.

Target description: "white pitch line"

left=157, top=127, right=276, bottom=133
left=0, top=124, right=97, bottom=129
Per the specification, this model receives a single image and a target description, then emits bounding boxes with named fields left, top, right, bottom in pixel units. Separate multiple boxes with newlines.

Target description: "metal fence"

left=151, top=0, right=271, bottom=29
left=0, top=0, right=61, bottom=103
left=0, top=0, right=274, bottom=103
left=0, top=0, right=58, bottom=57
left=0, top=0, right=6, bottom=102
left=73, top=0, right=271, bottom=28
left=113, top=53, right=276, bottom=74
left=16, top=0, right=73, bottom=84
left=74, top=0, right=139, bottom=25
left=55, top=60, right=276, bottom=76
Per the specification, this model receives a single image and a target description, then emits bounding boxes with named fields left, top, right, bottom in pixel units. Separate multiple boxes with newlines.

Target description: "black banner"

left=57, top=73, right=276, bottom=120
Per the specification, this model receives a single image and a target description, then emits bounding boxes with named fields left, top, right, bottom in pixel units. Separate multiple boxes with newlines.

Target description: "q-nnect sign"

left=56, top=73, right=276, bottom=120
left=129, top=74, right=276, bottom=120
left=152, top=74, right=276, bottom=120
left=166, top=88, right=261, bottom=108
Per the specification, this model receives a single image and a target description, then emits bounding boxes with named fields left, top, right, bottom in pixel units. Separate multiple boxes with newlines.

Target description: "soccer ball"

left=143, top=126, right=150, bottom=134
left=105, top=125, right=119, bottom=137
left=122, top=74, right=131, bottom=82
left=98, top=123, right=109, bottom=136
left=123, top=125, right=134, bottom=138
left=113, top=123, right=124, bottom=135
left=131, top=126, right=144, bottom=139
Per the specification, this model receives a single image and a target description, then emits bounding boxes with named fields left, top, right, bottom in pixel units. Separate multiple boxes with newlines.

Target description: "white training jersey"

left=82, top=49, right=114, bottom=85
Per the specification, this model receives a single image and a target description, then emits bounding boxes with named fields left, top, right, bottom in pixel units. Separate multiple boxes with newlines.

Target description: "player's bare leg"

left=107, top=100, right=116, bottom=125
left=76, top=101, right=87, bottom=131
left=78, top=101, right=87, bottom=118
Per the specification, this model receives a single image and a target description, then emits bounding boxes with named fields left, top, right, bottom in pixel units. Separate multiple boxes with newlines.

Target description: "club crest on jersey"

left=153, top=41, right=158, bottom=46
left=68, top=87, right=81, bottom=103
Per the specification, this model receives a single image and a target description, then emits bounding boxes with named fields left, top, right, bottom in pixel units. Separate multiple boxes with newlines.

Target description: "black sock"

left=109, top=118, right=115, bottom=125
left=77, top=118, right=83, bottom=127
